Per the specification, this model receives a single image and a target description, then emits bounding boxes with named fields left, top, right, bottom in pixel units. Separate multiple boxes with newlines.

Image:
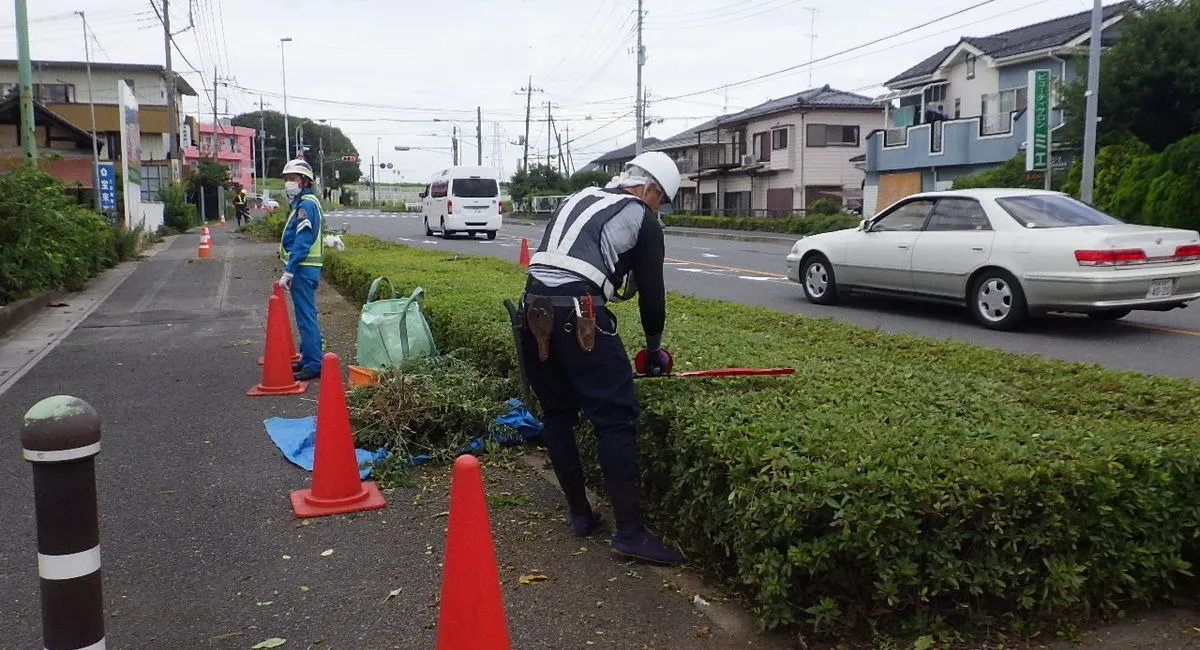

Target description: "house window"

left=140, top=165, right=166, bottom=201
left=34, top=83, right=72, bottom=103
left=806, top=124, right=860, bottom=147
left=771, top=128, right=788, bottom=150
left=966, top=55, right=977, bottom=80
left=753, top=132, right=770, bottom=162
left=981, top=86, right=1029, bottom=135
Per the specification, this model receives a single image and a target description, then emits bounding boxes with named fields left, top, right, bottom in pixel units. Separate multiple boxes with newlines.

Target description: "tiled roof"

left=646, top=116, right=726, bottom=151
left=718, top=85, right=879, bottom=125
left=590, top=137, right=661, bottom=163
left=885, top=1, right=1133, bottom=86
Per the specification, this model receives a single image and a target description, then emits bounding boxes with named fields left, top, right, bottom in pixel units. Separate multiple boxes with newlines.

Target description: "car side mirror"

left=859, top=218, right=870, bottom=232
left=419, top=192, right=426, bottom=199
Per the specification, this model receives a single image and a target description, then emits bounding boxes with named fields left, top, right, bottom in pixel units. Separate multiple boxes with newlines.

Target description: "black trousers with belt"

left=520, top=279, right=643, bottom=532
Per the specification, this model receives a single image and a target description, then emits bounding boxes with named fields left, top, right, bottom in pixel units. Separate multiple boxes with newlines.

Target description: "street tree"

left=230, top=111, right=362, bottom=187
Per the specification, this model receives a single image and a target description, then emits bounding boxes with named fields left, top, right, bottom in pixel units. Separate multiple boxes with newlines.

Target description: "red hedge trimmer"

left=633, top=348, right=795, bottom=379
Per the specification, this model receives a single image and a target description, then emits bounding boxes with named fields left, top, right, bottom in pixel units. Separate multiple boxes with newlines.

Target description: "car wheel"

left=440, top=217, right=451, bottom=239
left=801, top=254, right=838, bottom=305
left=486, top=230, right=497, bottom=240
left=1088, top=309, right=1132, bottom=321
left=971, top=270, right=1028, bottom=330
left=424, top=218, right=433, bottom=237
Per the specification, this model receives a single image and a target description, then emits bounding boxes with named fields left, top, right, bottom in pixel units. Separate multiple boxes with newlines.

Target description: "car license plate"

left=1147, top=278, right=1175, bottom=298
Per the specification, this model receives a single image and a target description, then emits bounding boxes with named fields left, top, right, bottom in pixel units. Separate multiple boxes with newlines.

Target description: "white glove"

left=278, top=272, right=293, bottom=291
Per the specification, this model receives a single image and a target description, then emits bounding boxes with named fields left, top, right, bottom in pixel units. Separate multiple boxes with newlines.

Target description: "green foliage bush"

left=0, top=161, right=137, bottom=304
left=662, top=212, right=860, bottom=236
left=240, top=212, right=287, bottom=241
left=807, top=198, right=841, bottom=215
left=324, top=234, right=1200, bottom=637
left=158, top=182, right=196, bottom=233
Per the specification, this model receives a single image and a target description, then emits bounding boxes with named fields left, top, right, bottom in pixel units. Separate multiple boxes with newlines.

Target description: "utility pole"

left=77, top=11, right=101, bottom=212
left=280, top=38, right=292, bottom=163
left=212, top=69, right=220, bottom=156
left=635, top=0, right=645, bottom=156
left=565, top=123, right=573, bottom=175
left=547, top=102, right=553, bottom=168
left=162, top=0, right=180, bottom=173
left=258, top=95, right=266, bottom=189
left=318, top=136, right=324, bottom=190
left=804, top=7, right=818, bottom=88
left=556, top=128, right=564, bottom=176
left=476, top=106, right=483, bottom=166
left=1080, top=0, right=1103, bottom=204
left=15, top=0, right=36, bottom=159
left=452, top=126, right=459, bottom=165
left=515, top=76, right=543, bottom=171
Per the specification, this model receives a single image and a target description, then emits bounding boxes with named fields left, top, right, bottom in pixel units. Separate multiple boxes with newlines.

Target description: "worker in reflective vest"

left=278, top=158, right=324, bottom=382
left=233, top=185, right=249, bottom=226
left=520, top=151, right=683, bottom=566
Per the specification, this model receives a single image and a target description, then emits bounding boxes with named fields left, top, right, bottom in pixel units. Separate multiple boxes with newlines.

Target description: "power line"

left=652, top=0, right=1005, bottom=104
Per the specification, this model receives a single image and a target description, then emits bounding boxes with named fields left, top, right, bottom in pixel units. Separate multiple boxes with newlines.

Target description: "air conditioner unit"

left=740, top=154, right=757, bottom=167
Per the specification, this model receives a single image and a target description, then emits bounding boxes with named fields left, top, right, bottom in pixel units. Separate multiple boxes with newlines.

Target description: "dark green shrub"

left=323, top=235, right=1200, bottom=638
left=808, top=198, right=841, bottom=215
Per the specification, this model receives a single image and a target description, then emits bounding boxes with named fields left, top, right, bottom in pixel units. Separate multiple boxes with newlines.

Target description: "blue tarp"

left=263, top=399, right=544, bottom=474
left=263, top=416, right=388, bottom=479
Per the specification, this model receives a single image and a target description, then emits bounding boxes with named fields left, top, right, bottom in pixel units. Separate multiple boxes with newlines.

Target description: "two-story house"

left=691, top=85, right=883, bottom=217
left=862, top=2, right=1131, bottom=217
left=0, top=59, right=197, bottom=201
left=184, top=121, right=258, bottom=190
left=645, top=116, right=725, bottom=212
left=579, top=137, right=661, bottom=176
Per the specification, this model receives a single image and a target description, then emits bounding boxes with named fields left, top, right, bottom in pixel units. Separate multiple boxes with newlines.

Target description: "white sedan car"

left=785, top=189, right=1200, bottom=330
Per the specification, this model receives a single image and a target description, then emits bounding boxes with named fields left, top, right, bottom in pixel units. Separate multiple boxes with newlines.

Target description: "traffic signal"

left=340, top=155, right=357, bottom=162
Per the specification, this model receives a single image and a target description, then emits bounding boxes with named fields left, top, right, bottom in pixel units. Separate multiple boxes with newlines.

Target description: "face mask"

left=284, top=181, right=301, bottom=199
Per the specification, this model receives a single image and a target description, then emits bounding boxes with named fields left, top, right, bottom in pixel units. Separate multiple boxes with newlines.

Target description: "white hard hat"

left=281, top=158, right=315, bottom=181
left=625, top=151, right=680, bottom=202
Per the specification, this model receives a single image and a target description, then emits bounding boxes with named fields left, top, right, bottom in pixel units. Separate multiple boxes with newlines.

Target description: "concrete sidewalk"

left=0, top=228, right=788, bottom=649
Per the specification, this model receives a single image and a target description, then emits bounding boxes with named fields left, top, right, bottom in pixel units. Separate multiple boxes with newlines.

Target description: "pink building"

left=184, top=121, right=256, bottom=190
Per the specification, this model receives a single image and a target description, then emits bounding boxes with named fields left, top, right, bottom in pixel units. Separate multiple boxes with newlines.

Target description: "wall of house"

left=0, top=66, right=171, bottom=107
left=943, top=55, right=1001, bottom=118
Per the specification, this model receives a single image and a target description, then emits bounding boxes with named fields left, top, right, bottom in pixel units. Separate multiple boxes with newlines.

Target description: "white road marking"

left=702, top=253, right=720, bottom=258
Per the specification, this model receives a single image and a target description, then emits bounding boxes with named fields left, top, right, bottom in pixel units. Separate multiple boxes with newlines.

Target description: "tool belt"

left=521, top=292, right=607, bottom=359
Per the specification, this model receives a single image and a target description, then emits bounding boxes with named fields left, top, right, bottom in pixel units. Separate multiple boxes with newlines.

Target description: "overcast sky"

left=6, top=0, right=1116, bottom=182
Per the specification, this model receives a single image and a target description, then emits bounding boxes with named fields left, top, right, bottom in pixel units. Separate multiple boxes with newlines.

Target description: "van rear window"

left=452, top=178, right=498, bottom=198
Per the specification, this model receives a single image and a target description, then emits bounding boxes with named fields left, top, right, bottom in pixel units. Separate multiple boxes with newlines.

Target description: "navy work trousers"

left=289, top=265, right=323, bottom=373
left=520, top=282, right=643, bottom=532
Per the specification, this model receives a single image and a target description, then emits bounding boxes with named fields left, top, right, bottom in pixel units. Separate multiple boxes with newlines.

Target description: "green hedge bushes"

left=662, top=212, right=860, bottom=236
left=324, top=234, right=1200, bottom=636
left=0, top=162, right=139, bottom=304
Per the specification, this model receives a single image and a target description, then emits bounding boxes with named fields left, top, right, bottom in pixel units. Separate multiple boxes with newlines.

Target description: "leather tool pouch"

left=574, top=313, right=596, bottom=352
left=525, top=296, right=555, bottom=361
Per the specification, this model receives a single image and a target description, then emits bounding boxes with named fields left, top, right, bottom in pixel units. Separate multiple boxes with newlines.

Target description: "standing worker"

left=233, top=184, right=249, bottom=227
left=278, top=159, right=324, bottom=382
left=520, top=151, right=683, bottom=566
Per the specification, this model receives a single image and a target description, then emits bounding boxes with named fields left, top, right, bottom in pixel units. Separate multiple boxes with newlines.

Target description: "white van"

left=421, top=166, right=503, bottom=240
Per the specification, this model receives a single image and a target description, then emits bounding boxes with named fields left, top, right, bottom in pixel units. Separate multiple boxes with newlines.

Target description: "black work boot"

left=570, top=508, right=602, bottom=537
left=610, top=527, right=684, bottom=566
left=605, top=479, right=684, bottom=565
left=293, top=368, right=320, bottom=382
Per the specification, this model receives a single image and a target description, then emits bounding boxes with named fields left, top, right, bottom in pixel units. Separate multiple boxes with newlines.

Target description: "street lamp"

left=280, top=37, right=292, bottom=161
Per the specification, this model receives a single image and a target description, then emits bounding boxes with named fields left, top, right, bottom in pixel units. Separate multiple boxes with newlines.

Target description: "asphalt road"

left=327, top=208, right=1200, bottom=381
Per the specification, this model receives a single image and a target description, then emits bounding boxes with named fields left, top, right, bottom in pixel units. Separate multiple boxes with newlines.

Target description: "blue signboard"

left=96, top=162, right=116, bottom=212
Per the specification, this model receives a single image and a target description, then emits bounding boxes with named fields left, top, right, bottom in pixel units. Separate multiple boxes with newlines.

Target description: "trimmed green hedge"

left=323, top=234, right=1200, bottom=636
left=662, top=212, right=860, bottom=236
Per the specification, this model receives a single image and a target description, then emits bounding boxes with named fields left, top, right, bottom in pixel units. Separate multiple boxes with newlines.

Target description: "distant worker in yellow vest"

left=233, top=185, right=249, bottom=226
left=278, top=159, right=324, bottom=382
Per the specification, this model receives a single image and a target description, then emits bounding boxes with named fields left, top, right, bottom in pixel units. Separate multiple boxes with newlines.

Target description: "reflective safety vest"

left=233, top=191, right=247, bottom=206
left=528, top=187, right=644, bottom=299
left=279, top=194, right=324, bottom=268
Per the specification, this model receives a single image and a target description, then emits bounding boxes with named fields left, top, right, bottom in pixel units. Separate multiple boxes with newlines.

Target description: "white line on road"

left=702, top=253, right=720, bottom=258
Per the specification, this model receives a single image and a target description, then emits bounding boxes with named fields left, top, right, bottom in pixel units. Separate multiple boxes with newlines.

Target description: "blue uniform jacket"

left=281, top=190, right=321, bottom=275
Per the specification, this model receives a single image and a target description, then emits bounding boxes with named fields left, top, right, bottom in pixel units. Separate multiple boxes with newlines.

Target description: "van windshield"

left=452, top=178, right=498, bottom=198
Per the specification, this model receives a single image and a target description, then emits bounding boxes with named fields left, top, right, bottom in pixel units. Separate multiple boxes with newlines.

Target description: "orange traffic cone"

left=197, top=233, right=212, bottom=258
left=247, top=294, right=308, bottom=396
left=219, top=212, right=227, bottom=227
left=289, top=352, right=387, bottom=518
left=434, top=454, right=511, bottom=650
left=518, top=238, right=531, bottom=267
left=258, top=282, right=301, bottom=366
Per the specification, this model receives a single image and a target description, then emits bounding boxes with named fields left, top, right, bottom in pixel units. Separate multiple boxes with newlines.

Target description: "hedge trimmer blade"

left=635, top=367, right=795, bottom=379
